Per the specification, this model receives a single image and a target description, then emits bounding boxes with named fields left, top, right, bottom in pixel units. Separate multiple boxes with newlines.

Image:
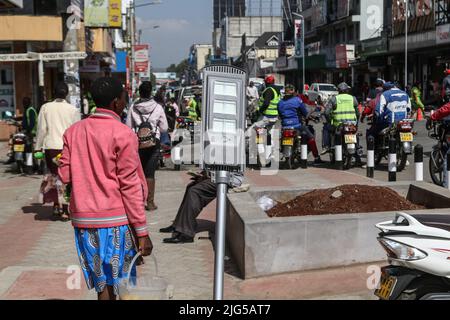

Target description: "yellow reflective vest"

left=331, top=94, right=357, bottom=126
left=258, top=87, right=280, bottom=117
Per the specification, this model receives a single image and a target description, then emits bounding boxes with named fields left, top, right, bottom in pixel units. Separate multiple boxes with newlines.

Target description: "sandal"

left=60, top=213, right=70, bottom=222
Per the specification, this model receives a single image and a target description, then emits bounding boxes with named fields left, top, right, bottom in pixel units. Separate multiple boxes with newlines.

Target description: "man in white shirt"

left=246, top=81, right=260, bottom=122
left=35, top=82, right=81, bottom=218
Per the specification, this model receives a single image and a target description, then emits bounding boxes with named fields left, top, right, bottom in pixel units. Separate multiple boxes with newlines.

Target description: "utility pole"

left=129, top=0, right=136, bottom=97
left=292, top=12, right=305, bottom=93
left=405, top=0, right=408, bottom=90
left=128, top=1, right=162, bottom=97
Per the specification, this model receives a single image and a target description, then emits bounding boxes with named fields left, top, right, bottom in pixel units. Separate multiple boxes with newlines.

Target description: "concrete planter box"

left=226, top=182, right=450, bottom=279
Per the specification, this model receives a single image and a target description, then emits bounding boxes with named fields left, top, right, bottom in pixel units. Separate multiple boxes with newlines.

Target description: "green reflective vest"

left=411, top=86, right=424, bottom=110
left=259, top=87, right=280, bottom=117
left=26, top=107, right=38, bottom=135
left=188, top=99, right=198, bottom=120
left=332, top=94, right=357, bottom=126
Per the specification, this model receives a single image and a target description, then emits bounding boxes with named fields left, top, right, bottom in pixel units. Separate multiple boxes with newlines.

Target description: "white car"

left=307, top=83, right=338, bottom=103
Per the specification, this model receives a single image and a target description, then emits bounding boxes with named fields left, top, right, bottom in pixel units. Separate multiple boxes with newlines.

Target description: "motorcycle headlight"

left=378, top=238, right=427, bottom=261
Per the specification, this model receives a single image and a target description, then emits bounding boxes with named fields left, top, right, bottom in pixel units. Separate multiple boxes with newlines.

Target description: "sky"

left=135, top=0, right=213, bottom=69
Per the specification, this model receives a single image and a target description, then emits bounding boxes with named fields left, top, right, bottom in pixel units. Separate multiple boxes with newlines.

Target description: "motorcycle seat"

left=412, top=214, right=450, bottom=232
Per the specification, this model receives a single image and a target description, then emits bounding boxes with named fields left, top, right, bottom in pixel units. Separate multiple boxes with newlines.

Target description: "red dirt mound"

left=267, top=185, right=424, bottom=218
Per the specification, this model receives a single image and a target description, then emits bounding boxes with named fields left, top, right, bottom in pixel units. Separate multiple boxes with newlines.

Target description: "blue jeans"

left=322, top=123, right=333, bottom=148
left=160, top=132, right=171, bottom=146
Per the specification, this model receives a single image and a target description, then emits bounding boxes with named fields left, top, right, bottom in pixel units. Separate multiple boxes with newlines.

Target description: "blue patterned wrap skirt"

left=74, top=225, right=138, bottom=295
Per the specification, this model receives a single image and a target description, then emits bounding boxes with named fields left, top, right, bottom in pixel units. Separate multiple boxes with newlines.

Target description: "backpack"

left=137, top=112, right=157, bottom=149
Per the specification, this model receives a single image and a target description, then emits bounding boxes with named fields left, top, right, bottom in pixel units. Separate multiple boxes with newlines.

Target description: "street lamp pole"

left=405, top=0, right=408, bottom=90
left=292, top=13, right=305, bottom=93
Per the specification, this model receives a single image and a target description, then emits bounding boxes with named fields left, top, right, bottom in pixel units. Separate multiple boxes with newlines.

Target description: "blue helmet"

left=383, top=82, right=395, bottom=91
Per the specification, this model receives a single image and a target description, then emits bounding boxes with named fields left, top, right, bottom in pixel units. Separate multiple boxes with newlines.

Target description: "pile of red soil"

left=267, top=185, right=424, bottom=218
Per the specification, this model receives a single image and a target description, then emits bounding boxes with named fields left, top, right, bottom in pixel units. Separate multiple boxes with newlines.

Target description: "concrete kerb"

left=226, top=181, right=450, bottom=279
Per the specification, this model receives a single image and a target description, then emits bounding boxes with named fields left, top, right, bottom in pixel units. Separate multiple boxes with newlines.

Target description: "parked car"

left=306, top=83, right=339, bottom=104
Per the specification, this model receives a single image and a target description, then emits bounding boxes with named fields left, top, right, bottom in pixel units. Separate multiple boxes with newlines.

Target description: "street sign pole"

left=213, top=171, right=230, bottom=300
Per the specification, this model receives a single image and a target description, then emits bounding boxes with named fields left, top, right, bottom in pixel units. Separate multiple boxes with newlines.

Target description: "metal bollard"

left=335, top=133, right=343, bottom=170
left=367, top=136, right=375, bottom=178
left=447, top=153, right=450, bottom=191
left=414, top=145, right=424, bottom=182
left=301, top=138, right=308, bottom=169
left=388, top=139, right=397, bottom=182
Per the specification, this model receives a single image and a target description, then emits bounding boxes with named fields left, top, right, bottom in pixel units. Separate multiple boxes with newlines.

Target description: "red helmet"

left=445, top=69, right=450, bottom=76
left=265, top=75, right=275, bottom=85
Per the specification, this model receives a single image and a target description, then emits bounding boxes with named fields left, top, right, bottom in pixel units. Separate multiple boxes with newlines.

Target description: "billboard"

left=360, top=0, right=384, bottom=41
left=134, top=44, right=149, bottom=73
left=85, top=0, right=122, bottom=28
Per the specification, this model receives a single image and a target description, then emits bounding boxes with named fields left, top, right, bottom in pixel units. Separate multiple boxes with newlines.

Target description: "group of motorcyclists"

left=246, top=74, right=422, bottom=170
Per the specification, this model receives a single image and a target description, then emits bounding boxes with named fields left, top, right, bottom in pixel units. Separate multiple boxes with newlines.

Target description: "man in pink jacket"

left=59, top=77, right=152, bottom=300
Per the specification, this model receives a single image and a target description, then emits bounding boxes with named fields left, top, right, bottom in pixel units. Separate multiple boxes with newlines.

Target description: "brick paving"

left=0, top=142, right=382, bottom=300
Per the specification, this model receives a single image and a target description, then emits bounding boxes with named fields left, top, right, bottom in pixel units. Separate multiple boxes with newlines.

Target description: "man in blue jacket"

left=278, top=84, right=323, bottom=165
left=374, top=82, right=411, bottom=138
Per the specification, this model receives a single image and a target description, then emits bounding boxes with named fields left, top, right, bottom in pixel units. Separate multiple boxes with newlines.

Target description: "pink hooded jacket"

left=58, top=109, right=149, bottom=237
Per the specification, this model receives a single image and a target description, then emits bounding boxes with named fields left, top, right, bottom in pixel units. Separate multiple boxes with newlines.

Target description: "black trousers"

left=172, top=179, right=217, bottom=238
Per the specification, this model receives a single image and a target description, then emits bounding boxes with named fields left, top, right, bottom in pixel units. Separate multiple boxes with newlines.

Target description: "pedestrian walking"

left=35, top=82, right=80, bottom=221
left=126, top=81, right=168, bottom=211
left=58, top=77, right=153, bottom=301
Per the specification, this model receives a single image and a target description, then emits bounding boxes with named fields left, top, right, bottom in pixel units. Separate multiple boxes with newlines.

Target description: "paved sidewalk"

left=0, top=146, right=383, bottom=300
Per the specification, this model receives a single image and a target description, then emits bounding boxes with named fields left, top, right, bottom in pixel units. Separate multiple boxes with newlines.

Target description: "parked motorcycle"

left=427, top=118, right=450, bottom=186
left=330, top=121, right=363, bottom=170
left=375, top=212, right=450, bottom=300
left=374, top=118, right=415, bottom=172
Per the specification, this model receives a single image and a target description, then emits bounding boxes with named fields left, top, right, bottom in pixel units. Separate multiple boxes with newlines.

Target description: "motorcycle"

left=171, top=116, right=196, bottom=171
left=254, top=118, right=278, bottom=168
left=6, top=119, right=35, bottom=174
left=330, top=120, right=363, bottom=170
left=374, top=118, right=415, bottom=172
left=280, top=116, right=318, bottom=170
left=374, top=212, right=450, bottom=300
left=427, top=118, right=450, bottom=186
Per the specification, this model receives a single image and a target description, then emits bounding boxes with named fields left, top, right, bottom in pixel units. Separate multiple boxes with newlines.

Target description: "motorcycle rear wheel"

left=343, top=153, right=353, bottom=170
left=429, top=147, right=445, bottom=187
left=397, top=150, right=408, bottom=172
left=16, top=160, right=24, bottom=174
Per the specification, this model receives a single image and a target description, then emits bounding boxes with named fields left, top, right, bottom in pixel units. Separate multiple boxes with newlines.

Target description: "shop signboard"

left=436, top=23, right=450, bottom=44
left=294, top=19, right=303, bottom=58
left=336, top=44, right=355, bottom=69
left=306, top=41, right=321, bottom=56
left=134, top=44, right=149, bottom=73
left=85, top=0, right=122, bottom=28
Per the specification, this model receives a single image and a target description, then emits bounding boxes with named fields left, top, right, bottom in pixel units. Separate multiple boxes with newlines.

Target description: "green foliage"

left=167, top=59, right=189, bottom=77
